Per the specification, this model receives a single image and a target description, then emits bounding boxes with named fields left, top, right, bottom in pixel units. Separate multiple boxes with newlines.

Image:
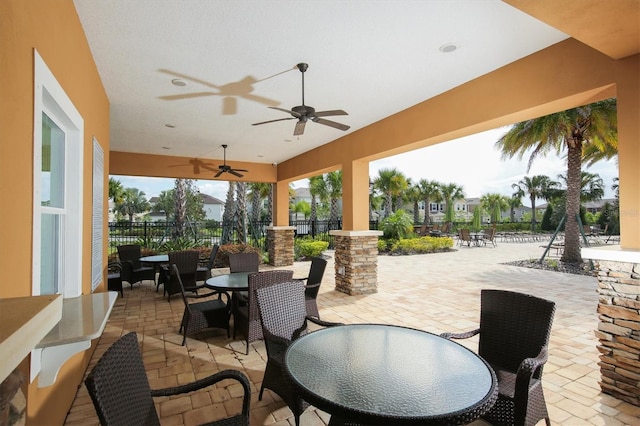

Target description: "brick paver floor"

left=65, top=240, right=640, bottom=425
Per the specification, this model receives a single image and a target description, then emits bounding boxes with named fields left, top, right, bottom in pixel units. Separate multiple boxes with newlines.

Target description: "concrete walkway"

left=65, top=241, right=640, bottom=425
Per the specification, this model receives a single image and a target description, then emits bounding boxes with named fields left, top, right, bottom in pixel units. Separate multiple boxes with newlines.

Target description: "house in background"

left=147, top=193, right=224, bottom=222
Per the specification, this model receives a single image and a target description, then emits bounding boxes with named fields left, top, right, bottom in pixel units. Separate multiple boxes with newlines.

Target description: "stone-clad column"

left=593, top=259, right=640, bottom=406
left=330, top=230, right=382, bottom=295
left=266, top=226, right=295, bottom=267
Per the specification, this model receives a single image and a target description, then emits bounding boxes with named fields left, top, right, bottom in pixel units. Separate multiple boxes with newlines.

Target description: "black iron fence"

left=108, top=219, right=380, bottom=252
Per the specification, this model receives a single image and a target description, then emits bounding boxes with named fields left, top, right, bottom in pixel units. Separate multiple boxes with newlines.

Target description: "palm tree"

left=439, top=183, right=464, bottom=226
left=236, top=182, right=247, bottom=243
left=480, top=193, right=510, bottom=224
left=417, top=179, right=441, bottom=226
left=115, top=187, right=149, bottom=224
left=221, top=181, right=236, bottom=244
left=108, top=178, right=125, bottom=204
left=374, top=168, right=408, bottom=218
left=308, top=175, right=327, bottom=222
left=324, top=171, right=342, bottom=223
left=173, top=179, right=187, bottom=239
left=496, top=99, right=617, bottom=263
left=511, top=175, right=557, bottom=232
left=404, top=181, right=422, bottom=224
left=152, top=189, right=174, bottom=221
left=558, top=171, right=605, bottom=205
left=248, top=182, right=271, bottom=223
left=508, top=193, right=523, bottom=223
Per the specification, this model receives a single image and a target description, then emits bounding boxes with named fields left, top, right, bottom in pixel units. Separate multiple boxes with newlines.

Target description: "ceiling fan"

left=252, top=63, right=350, bottom=136
left=213, top=144, right=247, bottom=178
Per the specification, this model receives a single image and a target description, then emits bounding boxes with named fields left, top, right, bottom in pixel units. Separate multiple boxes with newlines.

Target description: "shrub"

left=389, top=236, right=454, bottom=255
left=380, top=210, right=413, bottom=240
left=294, top=237, right=329, bottom=260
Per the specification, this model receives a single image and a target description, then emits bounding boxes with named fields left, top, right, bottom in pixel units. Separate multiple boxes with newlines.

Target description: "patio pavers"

left=65, top=241, right=639, bottom=425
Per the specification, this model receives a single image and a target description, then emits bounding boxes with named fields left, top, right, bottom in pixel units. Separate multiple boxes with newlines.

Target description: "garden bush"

left=387, top=236, right=454, bottom=255
left=216, top=243, right=262, bottom=267
left=294, top=237, right=329, bottom=260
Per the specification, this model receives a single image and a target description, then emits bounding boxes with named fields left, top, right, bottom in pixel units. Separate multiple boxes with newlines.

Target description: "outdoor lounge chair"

left=85, top=332, right=249, bottom=426
left=255, top=280, right=342, bottom=426
left=232, top=270, right=293, bottom=354
left=441, top=289, right=556, bottom=426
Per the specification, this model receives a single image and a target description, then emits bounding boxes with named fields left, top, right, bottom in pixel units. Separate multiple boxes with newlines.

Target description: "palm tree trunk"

left=173, top=178, right=186, bottom=239
left=562, top=143, right=583, bottom=263
left=529, top=195, right=536, bottom=232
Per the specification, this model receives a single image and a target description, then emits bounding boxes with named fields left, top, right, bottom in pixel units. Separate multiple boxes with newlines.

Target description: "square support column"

left=266, top=226, right=295, bottom=267
left=583, top=247, right=640, bottom=407
left=330, top=230, right=382, bottom=295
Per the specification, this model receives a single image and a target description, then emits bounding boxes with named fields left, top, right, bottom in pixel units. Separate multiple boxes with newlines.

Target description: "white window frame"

left=32, top=50, right=83, bottom=298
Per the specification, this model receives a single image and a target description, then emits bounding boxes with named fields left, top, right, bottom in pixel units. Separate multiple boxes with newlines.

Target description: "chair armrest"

left=186, top=288, right=230, bottom=303
left=293, top=276, right=309, bottom=282
left=119, top=260, right=134, bottom=281
left=306, top=316, right=344, bottom=328
left=512, top=345, right=549, bottom=423
left=304, top=283, right=321, bottom=290
left=151, top=369, right=250, bottom=417
left=439, top=328, right=480, bottom=340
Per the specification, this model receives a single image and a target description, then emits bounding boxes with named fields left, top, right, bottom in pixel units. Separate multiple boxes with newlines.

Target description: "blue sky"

left=112, top=127, right=619, bottom=204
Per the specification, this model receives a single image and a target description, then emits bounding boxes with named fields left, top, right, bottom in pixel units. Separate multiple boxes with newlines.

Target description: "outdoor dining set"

left=90, top=243, right=557, bottom=426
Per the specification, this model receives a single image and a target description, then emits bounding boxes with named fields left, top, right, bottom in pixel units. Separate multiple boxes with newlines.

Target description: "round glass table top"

left=205, top=272, right=251, bottom=291
left=285, top=324, right=496, bottom=423
left=138, top=254, right=168, bottom=263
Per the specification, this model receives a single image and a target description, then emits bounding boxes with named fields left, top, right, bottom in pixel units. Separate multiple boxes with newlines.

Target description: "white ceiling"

left=73, top=0, right=568, bottom=168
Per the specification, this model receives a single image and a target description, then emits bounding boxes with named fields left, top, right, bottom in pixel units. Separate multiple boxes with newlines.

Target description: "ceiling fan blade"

left=268, top=106, right=301, bottom=118
left=314, top=118, right=350, bottom=131
left=231, top=168, right=248, bottom=173
left=158, top=91, right=218, bottom=101
left=294, top=120, right=306, bottom=136
left=314, top=109, right=348, bottom=117
left=214, top=170, right=224, bottom=178
left=229, top=170, right=244, bottom=178
left=252, top=117, right=296, bottom=126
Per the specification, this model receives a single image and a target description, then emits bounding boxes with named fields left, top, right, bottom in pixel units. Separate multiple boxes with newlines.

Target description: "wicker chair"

left=440, top=289, right=556, bottom=426
left=196, top=244, right=219, bottom=283
left=117, top=244, right=155, bottom=288
left=458, top=228, right=472, bottom=247
left=107, top=262, right=124, bottom=297
left=228, top=252, right=259, bottom=273
left=164, top=250, right=200, bottom=301
left=483, top=226, right=497, bottom=247
left=232, top=270, right=293, bottom=355
left=172, top=264, right=230, bottom=345
left=293, top=256, right=327, bottom=318
left=255, top=280, right=342, bottom=426
left=85, top=332, right=249, bottom=426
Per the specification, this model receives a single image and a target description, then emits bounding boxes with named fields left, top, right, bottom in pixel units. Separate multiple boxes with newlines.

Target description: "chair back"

left=172, top=264, right=193, bottom=315
left=305, top=257, right=327, bottom=299
left=117, top=244, right=143, bottom=269
left=243, top=270, right=293, bottom=346
left=460, top=228, right=471, bottom=241
left=256, top=280, right=308, bottom=347
left=167, top=250, right=200, bottom=296
left=478, top=289, right=556, bottom=376
left=85, top=332, right=158, bottom=425
left=229, top=252, right=259, bottom=273
left=207, top=244, right=219, bottom=269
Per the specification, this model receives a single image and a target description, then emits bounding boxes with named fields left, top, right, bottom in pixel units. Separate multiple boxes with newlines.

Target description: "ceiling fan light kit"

left=252, top=63, right=350, bottom=136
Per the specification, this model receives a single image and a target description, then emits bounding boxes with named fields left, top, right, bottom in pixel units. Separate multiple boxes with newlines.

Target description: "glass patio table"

left=204, top=272, right=251, bottom=292
left=285, top=323, right=497, bottom=425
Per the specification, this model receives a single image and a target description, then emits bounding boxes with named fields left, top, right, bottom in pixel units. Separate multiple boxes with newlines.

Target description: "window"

left=32, top=50, right=83, bottom=298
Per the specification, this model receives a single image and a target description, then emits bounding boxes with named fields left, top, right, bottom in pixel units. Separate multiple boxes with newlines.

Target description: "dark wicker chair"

left=117, top=244, right=155, bottom=288
left=256, top=280, right=342, bottom=426
left=107, top=262, right=123, bottom=297
left=172, top=264, right=231, bottom=345
left=232, top=270, right=293, bottom=355
left=440, top=289, right=556, bottom=426
left=164, top=250, right=200, bottom=301
left=85, top=332, right=249, bottom=426
left=196, top=244, right=219, bottom=283
left=294, top=256, right=327, bottom=318
left=228, top=252, right=259, bottom=273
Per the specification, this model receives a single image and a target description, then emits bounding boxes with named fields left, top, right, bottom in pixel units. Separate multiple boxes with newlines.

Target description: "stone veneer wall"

left=333, top=233, right=380, bottom=295
left=266, top=227, right=294, bottom=267
left=594, top=259, right=640, bottom=407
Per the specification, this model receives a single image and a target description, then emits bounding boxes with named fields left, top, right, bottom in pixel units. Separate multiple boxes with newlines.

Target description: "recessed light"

left=439, top=43, right=458, bottom=53
left=171, top=78, right=186, bottom=86
left=162, top=146, right=171, bottom=150
left=257, top=155, right=264, bottom=158
left=165, top=123, right=176, bottom=128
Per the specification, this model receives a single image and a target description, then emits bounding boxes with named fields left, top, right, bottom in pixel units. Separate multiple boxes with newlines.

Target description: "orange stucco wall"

left=0, top=0, right=110, bottom=424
